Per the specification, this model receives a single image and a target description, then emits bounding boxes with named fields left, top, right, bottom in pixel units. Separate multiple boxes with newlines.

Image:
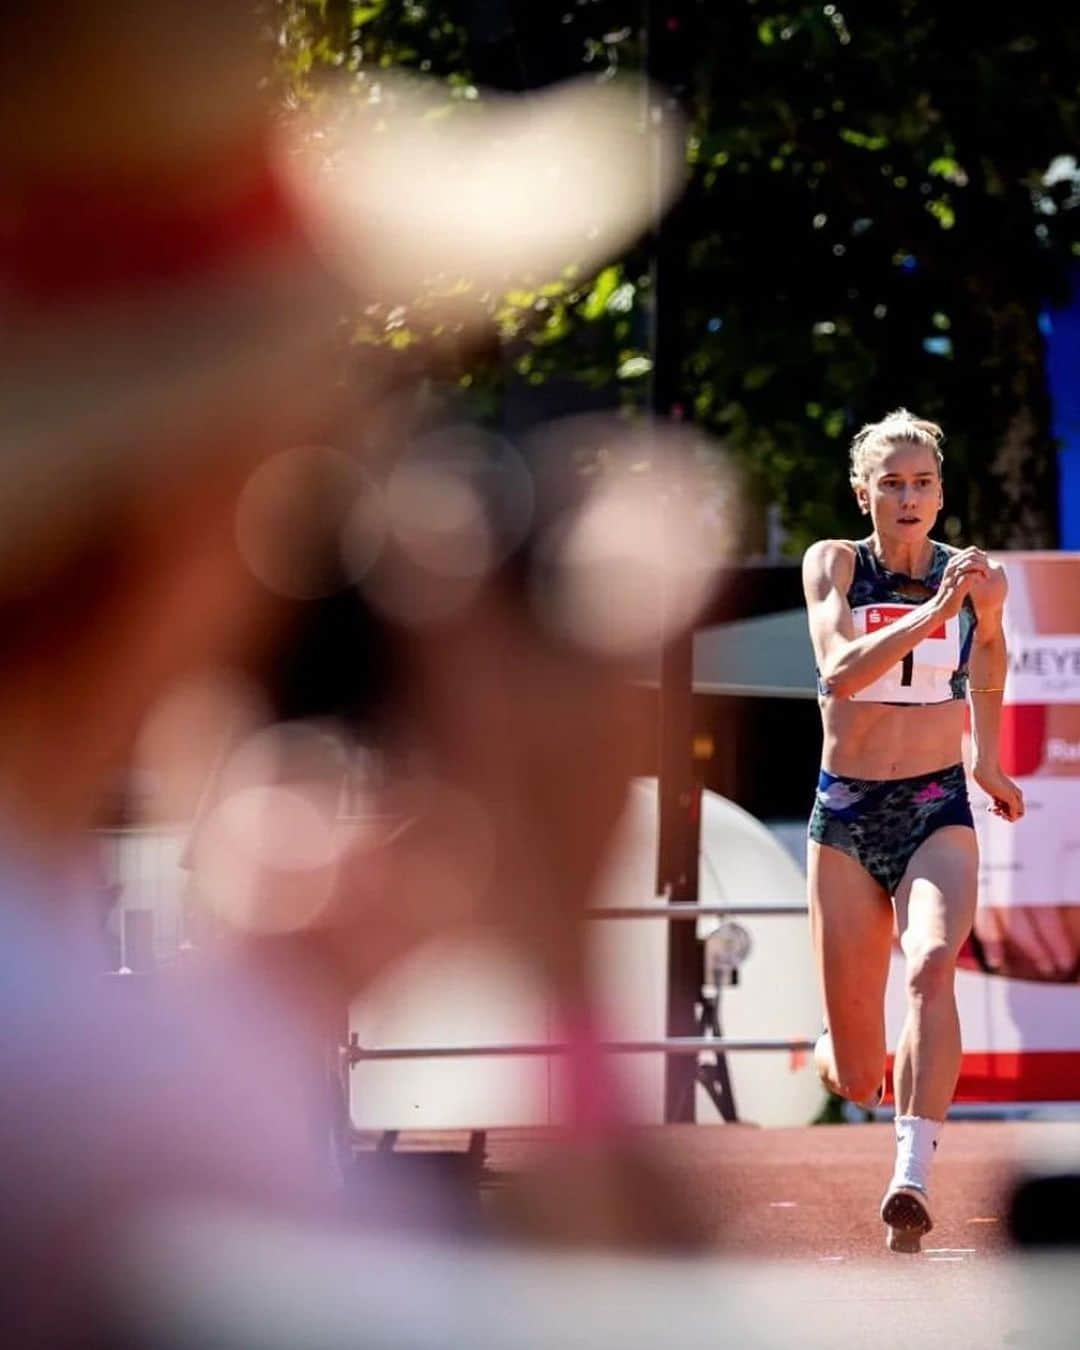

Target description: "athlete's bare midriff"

left=819, top=696, right=965, bottom=780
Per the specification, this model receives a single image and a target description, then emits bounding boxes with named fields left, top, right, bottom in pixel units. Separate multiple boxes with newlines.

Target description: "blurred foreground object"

left=184, top=415, right=737, bottom=1105
left=1009, top=1171, right=1080, bottom=1248
left=169, top=410, right=733, bottom=1253
left=0, top=2, right=714, bottom=1340
left=286, top=71, right=686, bottom=315
left=106, top=1204, right=1080, bottom=1350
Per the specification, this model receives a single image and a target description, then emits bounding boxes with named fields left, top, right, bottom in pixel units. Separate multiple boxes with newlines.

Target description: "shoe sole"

left=881, top=1186, right=933, bottom=1254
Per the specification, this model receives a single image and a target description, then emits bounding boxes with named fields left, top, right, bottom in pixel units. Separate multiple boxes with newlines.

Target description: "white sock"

left=892, top=1115, right=942, bottom=1193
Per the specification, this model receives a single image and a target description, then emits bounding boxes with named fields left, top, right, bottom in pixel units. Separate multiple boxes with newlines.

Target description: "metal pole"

left=348, top=1036, right=815, bottom=1063
left=647, top=0, right=700, bottom=1125
left=585, top=904, right=807, bottom=919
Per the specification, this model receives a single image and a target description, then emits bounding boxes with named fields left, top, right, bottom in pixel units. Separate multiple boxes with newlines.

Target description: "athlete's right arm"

left=802, top=540, right=960, bottom=699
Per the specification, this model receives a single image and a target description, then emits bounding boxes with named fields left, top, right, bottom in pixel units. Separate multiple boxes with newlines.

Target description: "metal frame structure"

left=347, top=1035, right=813, bottom=1065
left=345, top=902, right=815, bottom=1134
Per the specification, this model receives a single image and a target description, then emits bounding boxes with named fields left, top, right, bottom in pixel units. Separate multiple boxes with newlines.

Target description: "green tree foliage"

left=680, top=3, right=1080, bottom=550
left=272, top=1, right=1080, bottom=549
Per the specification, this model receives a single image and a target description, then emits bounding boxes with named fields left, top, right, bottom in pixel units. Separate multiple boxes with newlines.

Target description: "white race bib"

left=849, top=603, right=960, bottom=704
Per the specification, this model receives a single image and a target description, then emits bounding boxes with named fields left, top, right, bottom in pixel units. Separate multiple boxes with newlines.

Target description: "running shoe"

left=881, top=1182, right=933, bottom=1254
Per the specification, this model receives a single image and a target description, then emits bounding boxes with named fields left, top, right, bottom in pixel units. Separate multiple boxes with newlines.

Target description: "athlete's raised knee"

left=834, top=1063, right=884, bottom=1104
left=818, top=1031, right=883, bottom=1103
left=831, top=1042, right=880, bottom=1107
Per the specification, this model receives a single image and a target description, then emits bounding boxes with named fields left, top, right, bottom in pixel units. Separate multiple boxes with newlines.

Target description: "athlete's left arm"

left=968, top=562, right=1025, bottom=822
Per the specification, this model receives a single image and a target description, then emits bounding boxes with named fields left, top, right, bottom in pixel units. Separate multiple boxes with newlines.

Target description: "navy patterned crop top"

left=816, top=539, right=977, bottom=705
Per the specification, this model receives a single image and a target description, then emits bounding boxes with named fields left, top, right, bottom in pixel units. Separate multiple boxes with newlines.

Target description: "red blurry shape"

left=999, top=704, right=1046, bottom=777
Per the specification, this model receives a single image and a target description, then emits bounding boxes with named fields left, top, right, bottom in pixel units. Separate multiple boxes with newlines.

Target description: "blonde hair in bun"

left=849, top=408, right=944, bottom=488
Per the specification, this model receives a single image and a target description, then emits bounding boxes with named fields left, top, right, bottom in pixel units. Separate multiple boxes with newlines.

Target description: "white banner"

left=1003, top=633, right=1080, bottom=704
left=938, top=553, right=1080, bottom=1100
left=972, top=554, right=1080, bottom=910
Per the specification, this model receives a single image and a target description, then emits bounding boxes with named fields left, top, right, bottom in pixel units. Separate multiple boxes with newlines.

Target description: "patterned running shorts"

left=808, top=762, right=974, bottom=896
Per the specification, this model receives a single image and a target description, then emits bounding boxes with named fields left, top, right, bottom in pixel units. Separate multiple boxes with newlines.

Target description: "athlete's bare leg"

left=882, top=824, right=978, bottom=1251
left=808, top=840, right=894, bottom=1105
left=892, top=825, right=978, bottom=1119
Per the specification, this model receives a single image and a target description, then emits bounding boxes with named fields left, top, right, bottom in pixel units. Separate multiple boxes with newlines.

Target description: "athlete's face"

left=856, top=442, right=943, bottom=537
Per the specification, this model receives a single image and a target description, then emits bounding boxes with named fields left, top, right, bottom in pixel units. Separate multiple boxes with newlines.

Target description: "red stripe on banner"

left=1, top=146, right=307, bottom=302
left=885, top=1051, right=1080, bottom=1103
left=999, top=703, right=1046, bottom=777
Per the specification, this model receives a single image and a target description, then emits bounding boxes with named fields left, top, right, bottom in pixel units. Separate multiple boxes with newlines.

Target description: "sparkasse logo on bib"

left=866, top=605, right=946, bottom=641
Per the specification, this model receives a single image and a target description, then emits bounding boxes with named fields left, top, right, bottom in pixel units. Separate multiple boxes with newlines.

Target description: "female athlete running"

left=802, top=409, right=1024, bottom=1252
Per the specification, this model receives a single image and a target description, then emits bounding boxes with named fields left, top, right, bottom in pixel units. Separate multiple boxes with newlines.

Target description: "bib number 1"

left=851, top=602, right=958, bottom=704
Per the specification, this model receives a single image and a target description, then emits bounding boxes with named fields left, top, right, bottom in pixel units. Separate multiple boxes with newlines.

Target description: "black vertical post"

left=646, top=1, right=700, bottom=1123
left=657, top=632, right=702, bottom=1123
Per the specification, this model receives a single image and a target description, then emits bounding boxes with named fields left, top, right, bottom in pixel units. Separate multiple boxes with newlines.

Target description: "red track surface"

left=482, top=1120, right=1057, bottom=1259
left=353, top=1120, right=1079, bottom=1346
